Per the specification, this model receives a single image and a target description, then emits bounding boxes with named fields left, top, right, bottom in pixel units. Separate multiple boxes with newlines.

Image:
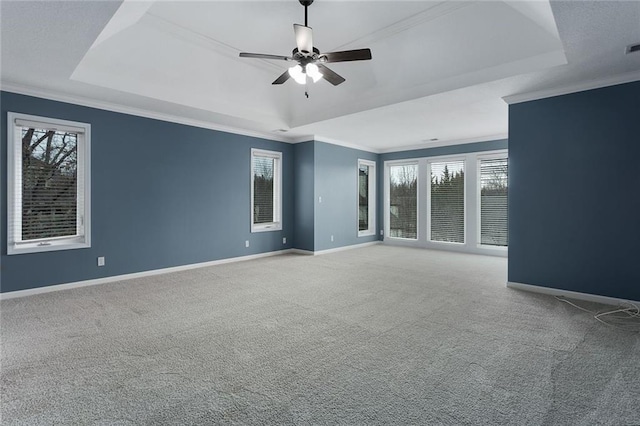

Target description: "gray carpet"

left=1, top=245, right=639, bottom=425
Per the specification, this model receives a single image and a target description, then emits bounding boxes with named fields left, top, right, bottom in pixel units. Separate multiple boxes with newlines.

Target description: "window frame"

left=384, top=160, right=420, bottom=242
left=427, top=156, right=467, bottom=245
left=7, top=112, right=91, bottom=255
left=476, top=150, right=508, bottom=251
left=250, top=148, right=282, bottom=233
left=357, top=159, right=376, bottom=237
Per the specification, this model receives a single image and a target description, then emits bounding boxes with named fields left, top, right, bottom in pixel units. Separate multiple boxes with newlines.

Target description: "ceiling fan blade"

left=239, top=52, right=291, bottom=61
left=294, top=24, right=313, bottom=53
left=320, top=48, right=372, bottom=63
left=317, top=64, right=345, bottom=86
left=272, top=70, right=291, bottom=85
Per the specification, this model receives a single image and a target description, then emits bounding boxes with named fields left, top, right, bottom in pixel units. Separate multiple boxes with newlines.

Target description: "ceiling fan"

left=239, top=0, right=372, bottom=87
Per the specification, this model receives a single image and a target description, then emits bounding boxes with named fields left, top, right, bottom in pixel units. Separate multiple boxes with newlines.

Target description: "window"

left=358, top=159, right=376, bottom=236
left=479, top=157, right=508, bottom=247
left=251, top=149, right=282, bottom=232
left=429, top=159, right=465, bottom=243
left=388, top=163, right=418, bottom=239
left=7, top=112, right=91, bottom=254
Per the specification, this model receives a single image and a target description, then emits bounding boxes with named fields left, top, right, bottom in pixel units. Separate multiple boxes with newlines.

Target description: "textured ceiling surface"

left=1, top=1, right=639, bottom=152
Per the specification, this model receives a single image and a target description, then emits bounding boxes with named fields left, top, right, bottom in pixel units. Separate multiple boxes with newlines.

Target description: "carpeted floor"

left=1, top=245, right=639, bottom=425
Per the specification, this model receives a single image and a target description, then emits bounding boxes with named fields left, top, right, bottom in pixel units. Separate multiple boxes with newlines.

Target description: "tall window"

left=7, top=112, right=91, bottom=254
left=358, top=159, right=376, bottom=236
left=479, top=157, right=508, bottom=246
left=251, top=149, right=282, bottom=232
left=388, top=163, right=418, bottom=239
left=429, top=160, right=465, bottom=243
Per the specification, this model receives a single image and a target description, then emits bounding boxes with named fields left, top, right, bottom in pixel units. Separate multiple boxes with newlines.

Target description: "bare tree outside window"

left=21, top=127, right=78, bottom=240
left=389, top=164, right=418, bottom=239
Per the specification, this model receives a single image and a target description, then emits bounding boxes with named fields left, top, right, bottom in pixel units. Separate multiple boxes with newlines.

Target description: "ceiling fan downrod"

left=299, top=0, right=313, bottom=27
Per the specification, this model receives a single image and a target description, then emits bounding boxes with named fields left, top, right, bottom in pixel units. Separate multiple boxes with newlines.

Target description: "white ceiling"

left=1, top=1, right=639, bottom=152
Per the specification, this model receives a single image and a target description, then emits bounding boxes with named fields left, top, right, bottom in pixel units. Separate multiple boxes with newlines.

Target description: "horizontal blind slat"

left=480, top=158, right=508, bottom=246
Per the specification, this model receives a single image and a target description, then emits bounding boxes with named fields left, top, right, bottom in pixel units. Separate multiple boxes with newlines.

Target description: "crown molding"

left=502, top=71, right=640, bottom=105
left=379, top=133, right=508, bottom=154
left=0, top=81, right=295, bottom=143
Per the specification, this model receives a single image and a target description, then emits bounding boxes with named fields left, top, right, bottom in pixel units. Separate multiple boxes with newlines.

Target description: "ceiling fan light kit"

left=239, top=0, right=372, bottom=89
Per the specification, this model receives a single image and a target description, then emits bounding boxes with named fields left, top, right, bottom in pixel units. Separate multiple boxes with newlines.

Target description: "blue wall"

left=509, top=81, right=640, bottom=301
left=1, top=91, right=294, bottom=292
left=293, top=141, right=315, bottom=251
left=314, top=141, right=379, bottom=251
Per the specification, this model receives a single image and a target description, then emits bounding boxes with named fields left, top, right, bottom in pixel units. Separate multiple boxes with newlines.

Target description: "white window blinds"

left=251, top=149, right=282, bottom=231
left=480, top=157, right=508, bottom=246
left=430, top=160, right=465, bottom=243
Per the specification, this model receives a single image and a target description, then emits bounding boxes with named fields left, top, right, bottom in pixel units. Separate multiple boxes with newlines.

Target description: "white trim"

left=476, top=151, right=508, bottom=249
left=507, top=281, right=640, bottom=307
left=7, top=112, right=91, bottom=255
left=427, top=156, right=467, bottom=245
left=502, top=71, right=640, bottom=105
left=384, top=160, right=420, bottom=242
left=383, top=151, right=509, bottom=257
left=0, top=249, right=293, bottom=300
left=290, top=248, right=315, bottom=255
left=0, top=82, right=293, bottom=144
left=293, top=241, right=381, bottom=257
left=250, top=148, right=283, bottom=233
left=379, top=134, right=508, bottom=154
left=0, top=82, right=510, bottom=154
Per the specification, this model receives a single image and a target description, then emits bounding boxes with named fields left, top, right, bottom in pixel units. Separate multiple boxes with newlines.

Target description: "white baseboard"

left=1, top=242, right=382, bottom=300
left=292, top=241, right=380, bottom=256
left=507, top=281, right=640, bottom=307
left=291, top=248, right=315, bottom=255
left=0, top=249, right=293, bottom=300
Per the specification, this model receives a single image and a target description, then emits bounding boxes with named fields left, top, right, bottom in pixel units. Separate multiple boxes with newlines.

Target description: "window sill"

left=251, top=223, right=282, bottom=233
left=358, top=230, right=376, bottom=237
left=8, top=240, right=90, bottom=255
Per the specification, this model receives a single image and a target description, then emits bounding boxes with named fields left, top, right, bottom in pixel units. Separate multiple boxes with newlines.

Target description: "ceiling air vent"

left=273, top=129, right=289, bottom=133
left=626, top=43, right=640, bottom=54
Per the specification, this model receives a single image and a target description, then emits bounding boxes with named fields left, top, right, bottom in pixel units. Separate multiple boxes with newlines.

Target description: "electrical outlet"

left=380, top=230, right=384, bottom=236
left=245, top=240, right=250, bottom=248
left=318, top=196, right=322, bottom=203
left=331, top=235, right=334, bottom=242
left=97, top=256, right=105, bottom=267
left=283, top=237, right=287, bottom=244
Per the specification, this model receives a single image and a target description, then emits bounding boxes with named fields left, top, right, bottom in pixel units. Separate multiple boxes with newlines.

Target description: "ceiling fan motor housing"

left=299, top=0, right=314, bottom=6
left=292, top=47, right=321, bottom=65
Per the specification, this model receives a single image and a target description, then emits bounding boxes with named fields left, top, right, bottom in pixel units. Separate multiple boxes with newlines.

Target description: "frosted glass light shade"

left=288, top=65, right=306, bottom=84
left=306, top=63, right=323, bottom=83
